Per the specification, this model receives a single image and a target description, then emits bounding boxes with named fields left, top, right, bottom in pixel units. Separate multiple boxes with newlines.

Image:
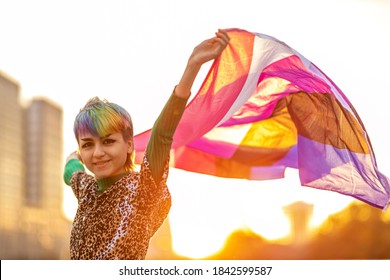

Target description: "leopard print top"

left=69, top=155, right=171, bottom=260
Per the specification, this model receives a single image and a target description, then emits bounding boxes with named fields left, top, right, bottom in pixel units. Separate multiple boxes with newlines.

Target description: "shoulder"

left=139, top=154, right=170, bottom=199
left=116, top=171, right=141, bottom=192
left=139, top=154, right=164, bottom=185
left=70, top=171, right=96, bottom=200
left=71, top=171, right=95, bottom=186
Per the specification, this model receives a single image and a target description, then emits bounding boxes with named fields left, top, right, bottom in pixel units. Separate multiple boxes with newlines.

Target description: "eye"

left=103, top=138, right=116, bottom=145
left=81, top=142, right=93, bottom=149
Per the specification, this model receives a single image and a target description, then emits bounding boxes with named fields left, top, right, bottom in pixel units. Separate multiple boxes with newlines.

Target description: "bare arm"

left=175, top=29, right=230, bottom=99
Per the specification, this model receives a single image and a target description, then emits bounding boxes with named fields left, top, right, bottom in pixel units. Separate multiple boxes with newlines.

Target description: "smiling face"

left=78, top=132, right=132, bottom=178
left=73, top=97, right=134, bottom=176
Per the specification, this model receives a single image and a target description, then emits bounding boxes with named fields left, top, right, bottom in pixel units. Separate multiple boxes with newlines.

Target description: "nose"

left=93, top=143, right=105, bottom=158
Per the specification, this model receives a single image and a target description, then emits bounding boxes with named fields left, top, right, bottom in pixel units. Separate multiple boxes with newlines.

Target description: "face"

left=78, top=131, right=132, bottom=179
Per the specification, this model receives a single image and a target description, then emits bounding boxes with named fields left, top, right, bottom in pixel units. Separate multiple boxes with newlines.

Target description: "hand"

left=175, top=29, right=230, bottom=99
left=188, top=29, right=230, bottom=67
left=66, top=150, right=82, bottom=162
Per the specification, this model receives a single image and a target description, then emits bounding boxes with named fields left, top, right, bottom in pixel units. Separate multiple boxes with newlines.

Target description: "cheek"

left=78, top=150, right=89, bottom=165
left=117, top=148, right=129, bottom=163
left=112, top=145, right=129, bottom=164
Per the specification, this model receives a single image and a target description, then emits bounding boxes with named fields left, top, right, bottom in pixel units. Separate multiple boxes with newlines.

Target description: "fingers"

left=188, top=29, right=230, bottom=66
left=215, top=29, right=230, bottom=44
left=212, top=29, right=230, bottom=51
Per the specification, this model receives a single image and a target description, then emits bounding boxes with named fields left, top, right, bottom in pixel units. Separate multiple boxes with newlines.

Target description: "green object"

left=64, top=159, right=85, bottom=185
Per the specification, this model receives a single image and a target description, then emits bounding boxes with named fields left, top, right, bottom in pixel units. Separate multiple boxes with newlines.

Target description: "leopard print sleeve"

left=69, top=171, right=96, bottom=202
left=138, top=154, right=172, bottom=237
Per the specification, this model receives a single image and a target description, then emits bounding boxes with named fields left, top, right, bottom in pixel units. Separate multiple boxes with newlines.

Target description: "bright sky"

left=1, top=0, right=389, bottom=258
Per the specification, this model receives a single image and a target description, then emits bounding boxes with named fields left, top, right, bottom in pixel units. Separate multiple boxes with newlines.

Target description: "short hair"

left=73, top=97, right=134, bottom=171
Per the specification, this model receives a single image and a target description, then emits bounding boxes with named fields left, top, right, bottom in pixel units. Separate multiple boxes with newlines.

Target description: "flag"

left=134, top=28, right=390, bottom=209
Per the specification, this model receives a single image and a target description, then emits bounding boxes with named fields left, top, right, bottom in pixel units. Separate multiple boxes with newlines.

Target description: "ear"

left=127, top=139, right=133, bottom=154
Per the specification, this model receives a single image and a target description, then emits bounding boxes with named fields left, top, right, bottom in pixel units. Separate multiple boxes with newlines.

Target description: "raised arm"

left=146, top=29, right=230, bottom=184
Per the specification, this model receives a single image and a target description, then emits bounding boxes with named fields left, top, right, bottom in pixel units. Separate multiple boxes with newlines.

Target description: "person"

left=63, top=29, right=230, bottom=259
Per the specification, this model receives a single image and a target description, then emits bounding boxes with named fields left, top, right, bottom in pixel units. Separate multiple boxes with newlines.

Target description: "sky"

left=1, top=0, right=390, bottom=258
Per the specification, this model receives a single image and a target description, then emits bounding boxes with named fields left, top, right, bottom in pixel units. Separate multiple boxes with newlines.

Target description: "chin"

left=93, top=170, right=112, bottom=179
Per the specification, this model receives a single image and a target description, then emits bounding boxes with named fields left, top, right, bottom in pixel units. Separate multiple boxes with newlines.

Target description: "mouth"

left=93, top=160, right=111, bottom=167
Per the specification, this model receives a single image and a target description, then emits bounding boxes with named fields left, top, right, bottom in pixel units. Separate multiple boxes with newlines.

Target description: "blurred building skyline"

left=0, top=70, right=71, bottom=259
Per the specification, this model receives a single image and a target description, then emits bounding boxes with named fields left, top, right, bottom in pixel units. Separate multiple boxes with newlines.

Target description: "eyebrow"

left=80, top=134, right=112, bottom=142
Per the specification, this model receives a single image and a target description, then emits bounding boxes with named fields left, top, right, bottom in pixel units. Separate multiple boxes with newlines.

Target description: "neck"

left=96, top=172, right=129, bottom=195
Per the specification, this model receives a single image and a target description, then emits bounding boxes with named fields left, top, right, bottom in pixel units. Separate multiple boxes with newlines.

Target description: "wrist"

left=187, top=55, right=203, bottom=70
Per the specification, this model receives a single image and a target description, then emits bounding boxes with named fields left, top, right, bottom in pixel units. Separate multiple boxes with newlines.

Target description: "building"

left=0, top=70, right=71, bottom=259
left=0, top=71, right=24, bottom=257
left=283, top=201, right=314, bottom=245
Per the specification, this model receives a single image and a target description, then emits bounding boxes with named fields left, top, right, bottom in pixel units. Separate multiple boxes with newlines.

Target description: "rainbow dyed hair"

left=74, top=97, right=134, bottom=171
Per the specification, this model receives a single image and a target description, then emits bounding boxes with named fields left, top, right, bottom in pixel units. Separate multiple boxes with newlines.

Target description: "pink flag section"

left=134, top=28, right=390, bottom=209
